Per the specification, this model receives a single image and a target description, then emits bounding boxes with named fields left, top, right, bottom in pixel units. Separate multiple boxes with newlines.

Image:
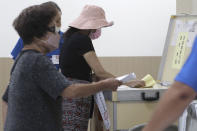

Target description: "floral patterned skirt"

left=62, top=79, right=92, bottom=131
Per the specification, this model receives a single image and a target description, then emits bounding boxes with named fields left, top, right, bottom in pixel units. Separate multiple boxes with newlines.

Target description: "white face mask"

left=40, top=33, right=60, bottom=51
left=55, top=26, right=61, bottom=33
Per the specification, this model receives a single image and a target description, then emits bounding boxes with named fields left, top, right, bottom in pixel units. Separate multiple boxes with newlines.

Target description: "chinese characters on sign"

left=172, top=32, right=188, bottom=69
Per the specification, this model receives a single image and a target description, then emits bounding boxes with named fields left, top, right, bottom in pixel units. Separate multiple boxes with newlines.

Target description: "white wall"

left=0, top=0, right=175, bottom=57
left=176, top=0, right=192, bottom=14
left=192, top=0, right=197, bottom=15
left=176, top=0, right=197, bottom=15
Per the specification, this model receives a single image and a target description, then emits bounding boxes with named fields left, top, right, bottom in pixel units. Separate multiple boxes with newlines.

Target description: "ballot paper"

left=116, top=72, right=137, bottom=83
left=142, top=74, right=156, bottom=87
left=159, top=81, right=172, bottom=87
left=94, top=72, right=137, bottom=130
left=94, top=92, right=110, bottom=130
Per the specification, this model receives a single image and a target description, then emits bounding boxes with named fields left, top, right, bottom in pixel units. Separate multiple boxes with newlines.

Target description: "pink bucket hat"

left=69, top=5, right=114, bottom=29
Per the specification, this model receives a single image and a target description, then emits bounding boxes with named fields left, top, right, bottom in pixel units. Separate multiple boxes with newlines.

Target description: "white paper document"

left=94, top=72, right=137, bottom=130
left=116, top=72, right=137, bottom=83
left=171, top=20, right=197, bottom=47
left=171, top=20, right=184, bottom=46
left=94, top=92, right=110, bottom=130
left=187, top=32, right=196, bottom=47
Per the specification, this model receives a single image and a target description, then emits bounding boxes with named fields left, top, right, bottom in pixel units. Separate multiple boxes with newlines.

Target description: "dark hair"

left=63, top=27, right=80, bottom=40
left=41, top=1, right=61, bottom=12
left=13, top=4, right=58, bottom=45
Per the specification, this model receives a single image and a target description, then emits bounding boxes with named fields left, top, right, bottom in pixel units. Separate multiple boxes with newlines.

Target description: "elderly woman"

left=2, top=4, right=121, bottom=131
left=10, top=1, right=63, bottom=69
left=60, top=5, right=145, bottom=131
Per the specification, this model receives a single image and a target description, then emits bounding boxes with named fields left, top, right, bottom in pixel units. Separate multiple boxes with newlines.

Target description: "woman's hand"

left=101, top=78, right=122, bottom=91
left=125, top=80, right=145, bottom=88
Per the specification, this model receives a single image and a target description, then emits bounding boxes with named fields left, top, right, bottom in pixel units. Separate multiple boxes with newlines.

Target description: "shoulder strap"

left=10, top=49, right=39, bottom=74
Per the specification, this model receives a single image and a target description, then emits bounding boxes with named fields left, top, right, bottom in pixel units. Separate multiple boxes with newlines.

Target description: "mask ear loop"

left=33, top=37, right=50, bottom=53
left=34, top=37, right=47, bottom=46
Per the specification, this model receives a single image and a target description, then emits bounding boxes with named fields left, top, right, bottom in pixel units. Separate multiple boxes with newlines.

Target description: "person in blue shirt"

left=143, top=37, right=197, bottom=131
left=11, top=1, right=63, bottom=69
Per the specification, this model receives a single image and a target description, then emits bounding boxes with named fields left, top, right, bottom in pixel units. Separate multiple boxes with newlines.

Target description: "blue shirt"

left=11, top=31, right=64, bottom=69
left=175, top=37, right=197, bottom=92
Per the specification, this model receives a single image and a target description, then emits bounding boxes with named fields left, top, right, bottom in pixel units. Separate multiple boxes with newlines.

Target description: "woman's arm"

left=2, top=100, right=8, bottom=126
left=83, top=51, right=145, bottom=87
left=124, top=80, right=145, bottom=88
left=61, top=78, right=121, bottom=98
left=142, top=82, right=196, bottom=131
left=83, top=51, right=115, bottom=80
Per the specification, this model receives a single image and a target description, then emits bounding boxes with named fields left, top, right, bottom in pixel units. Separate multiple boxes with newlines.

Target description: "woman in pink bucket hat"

left=59, top=5, right=145, bottom=131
